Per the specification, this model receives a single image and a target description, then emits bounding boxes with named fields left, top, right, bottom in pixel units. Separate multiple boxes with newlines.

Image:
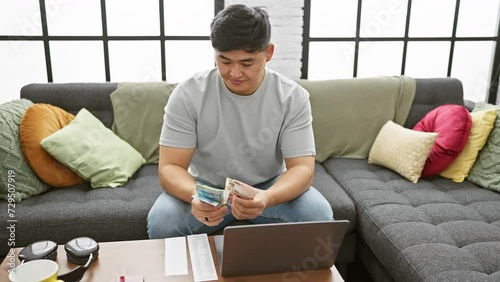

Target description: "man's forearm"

left=159, top=164, right=197, bottom=203
left=264, top=165, right=313, bottom=207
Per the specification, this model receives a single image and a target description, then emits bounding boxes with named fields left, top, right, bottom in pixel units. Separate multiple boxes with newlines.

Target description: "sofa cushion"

left=0, top=99, right=48, bottom=202
left=40, top=108, right=145, bottom=188
left=0, top=164, right=163, bottom=257
left=368, top=120, right=437, bottom=183
left=467, top=102, right=500, bottom=192
left=313, top=162, right=356, bottom=233
left=323, top=158, right=500, bottom=282
left=20, top=104, right=85, bottom=187
left=110, top=82, right=177, bottom=164
left=413, top=104, right=472, bottom=178
left=440, top=108, right=497, bottom=182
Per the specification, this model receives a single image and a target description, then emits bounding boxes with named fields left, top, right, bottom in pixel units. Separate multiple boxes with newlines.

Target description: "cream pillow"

left=369, top=120, right=438, bottom=183
left=440, top=109, right=497, bottom=182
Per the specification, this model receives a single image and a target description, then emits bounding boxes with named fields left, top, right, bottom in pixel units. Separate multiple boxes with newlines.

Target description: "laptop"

left=213, top=220, right=349, bottom=277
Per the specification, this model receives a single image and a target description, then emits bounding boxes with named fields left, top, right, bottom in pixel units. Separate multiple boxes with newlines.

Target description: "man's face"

left=215, top=44, right=274, bottom=96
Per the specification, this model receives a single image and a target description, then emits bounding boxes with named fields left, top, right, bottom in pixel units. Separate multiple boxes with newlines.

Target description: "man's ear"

left=266, top=43, right=274, bottom=62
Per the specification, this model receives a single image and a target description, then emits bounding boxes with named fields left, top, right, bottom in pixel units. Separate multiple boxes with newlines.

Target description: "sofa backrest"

left=21, top=83, right=118, bottom=128
left=20, top=77, right=464, bottom=131
left=405, top=78, right=464, bottom=128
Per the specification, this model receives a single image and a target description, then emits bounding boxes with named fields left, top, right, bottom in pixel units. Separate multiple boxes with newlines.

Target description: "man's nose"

left=229, top=65, right=242, bottom=78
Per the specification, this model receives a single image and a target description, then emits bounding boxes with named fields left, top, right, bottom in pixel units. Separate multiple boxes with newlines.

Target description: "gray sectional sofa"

left=1, top=77, right=499, bottom=282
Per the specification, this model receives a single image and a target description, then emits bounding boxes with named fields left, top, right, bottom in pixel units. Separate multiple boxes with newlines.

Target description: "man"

left=147, top=4, right=333, bottom=238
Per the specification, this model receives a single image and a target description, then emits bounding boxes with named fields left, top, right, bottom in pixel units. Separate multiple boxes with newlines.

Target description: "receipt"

left=187, top=234, right=218, bottom=281
left=165, top=237, right=188, bottom=276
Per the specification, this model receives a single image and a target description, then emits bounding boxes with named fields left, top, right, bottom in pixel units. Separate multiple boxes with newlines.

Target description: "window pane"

left=358, top=41, right=403, bottom=77
left=310, top=0, right=358, bottom=37
left=106, top=0, right=159, bottom=36
left=46, top=0, right=102, bottom=36
left=409, top=0, right=456, bottom=37
left=165, top=0, right=213, bottom=36
left=405, top=41, right=451, bottom=77
left=165, top=41, right=214, bottom=83
left=360, top=0, right=408, bottom=38
left=452, top=41, right=496, bottom=102
left=456, top=0, right=500, bottom=37
left=0, top=41, right=46, bottom=104
left=0, top=0, right=42, bottom=35
left=50, top=41, right=105, bottom=82
left=308, top=42, right=354, bottom=79
left=109, top=41, right=162, bottom=82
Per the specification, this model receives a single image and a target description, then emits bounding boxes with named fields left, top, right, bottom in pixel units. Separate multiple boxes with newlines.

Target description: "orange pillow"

left=20, top=104, right=85, bottom=187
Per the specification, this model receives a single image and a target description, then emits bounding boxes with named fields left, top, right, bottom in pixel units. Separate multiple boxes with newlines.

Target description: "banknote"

left=193, top=179, right=257, bottom=206
left=193, top=183, right=229, bottom=206
left=225, top=178, right=257, bottom=205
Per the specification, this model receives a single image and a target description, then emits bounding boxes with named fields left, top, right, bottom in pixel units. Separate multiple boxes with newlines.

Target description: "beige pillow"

left=440, top=109, right=497, bottom=182
left=369, top=120, right=438, bottom=183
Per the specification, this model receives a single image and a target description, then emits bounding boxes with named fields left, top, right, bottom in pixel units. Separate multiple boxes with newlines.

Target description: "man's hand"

left=191, top=198, right=228, bottom=226
left=231, top=189, right=270, bottom=220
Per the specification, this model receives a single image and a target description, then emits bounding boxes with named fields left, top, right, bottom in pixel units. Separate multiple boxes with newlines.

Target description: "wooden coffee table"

left=1, top=237, right=344, bottom=281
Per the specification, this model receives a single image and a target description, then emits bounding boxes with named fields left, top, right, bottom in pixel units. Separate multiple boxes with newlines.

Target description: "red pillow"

left=413, top=104, right=472, bottom=178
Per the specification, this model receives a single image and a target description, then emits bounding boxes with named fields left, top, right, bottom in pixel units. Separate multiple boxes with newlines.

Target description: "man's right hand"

left=191, top=198, right=228, bottom=226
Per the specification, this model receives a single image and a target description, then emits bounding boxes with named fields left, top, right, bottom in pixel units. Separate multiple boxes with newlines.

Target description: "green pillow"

left=0, top=99, right=48, bottom=202
left=41, top=108, right=145, bottom=188
left=111, top=82, right=177, bottom=164
left=467, top=102, right=500, bottom=192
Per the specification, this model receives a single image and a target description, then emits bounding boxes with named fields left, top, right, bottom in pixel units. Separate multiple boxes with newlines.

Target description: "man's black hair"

left=210, top=4, right=271, bottom=53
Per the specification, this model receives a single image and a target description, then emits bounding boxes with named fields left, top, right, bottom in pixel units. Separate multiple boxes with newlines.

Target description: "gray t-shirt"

left=160, top=68, right=316, bottom=187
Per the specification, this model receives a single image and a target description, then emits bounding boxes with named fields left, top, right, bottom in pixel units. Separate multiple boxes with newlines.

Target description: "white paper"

left=165, top=237, right=188, bottom=276
left=187, top=234, right=218, bottom=281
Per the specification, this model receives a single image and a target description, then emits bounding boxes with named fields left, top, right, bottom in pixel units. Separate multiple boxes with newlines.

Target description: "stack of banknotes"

left=193, top=178, right=257, bottom=206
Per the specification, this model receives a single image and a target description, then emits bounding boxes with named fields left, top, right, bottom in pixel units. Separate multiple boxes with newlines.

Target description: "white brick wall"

left=224, top=0, right=304, bottom=79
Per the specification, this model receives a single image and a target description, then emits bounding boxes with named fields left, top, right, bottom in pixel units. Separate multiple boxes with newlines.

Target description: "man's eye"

left=242, top=64, right=252, bottom=67
left=221, top=61, right=230, bottom=65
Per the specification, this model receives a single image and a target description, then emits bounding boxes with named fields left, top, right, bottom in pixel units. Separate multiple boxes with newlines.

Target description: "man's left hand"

left=230, top=190, right=270, bottom=220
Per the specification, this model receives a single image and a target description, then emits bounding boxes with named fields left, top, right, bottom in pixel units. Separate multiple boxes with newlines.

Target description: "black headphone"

left=18, top=237, right=99, bottom=282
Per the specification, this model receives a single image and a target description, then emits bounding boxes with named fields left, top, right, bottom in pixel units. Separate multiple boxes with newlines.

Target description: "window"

left=0, top=0, right=218, bottom=104
left=305, top=0, right=500, bottom=103
left=1, top=0, right=499, bottom=104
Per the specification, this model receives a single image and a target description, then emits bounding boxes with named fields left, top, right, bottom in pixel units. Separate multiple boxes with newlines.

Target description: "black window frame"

left=0, top=0, right=224, bottom=82
left=301, top=0, right=500, bottom=103
left=1, top=0, right=499, bottom=103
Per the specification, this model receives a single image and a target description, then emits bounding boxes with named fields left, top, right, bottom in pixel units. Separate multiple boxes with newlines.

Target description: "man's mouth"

left=230, top=79, right=244, bottom=85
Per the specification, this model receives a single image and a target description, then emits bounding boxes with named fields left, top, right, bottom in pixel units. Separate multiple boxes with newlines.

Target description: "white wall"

left=225, top=0, right=304, bottom=80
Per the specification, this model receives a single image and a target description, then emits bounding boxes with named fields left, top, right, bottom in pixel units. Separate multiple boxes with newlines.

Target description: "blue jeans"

left=147, top=176, right=334, bottom=239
